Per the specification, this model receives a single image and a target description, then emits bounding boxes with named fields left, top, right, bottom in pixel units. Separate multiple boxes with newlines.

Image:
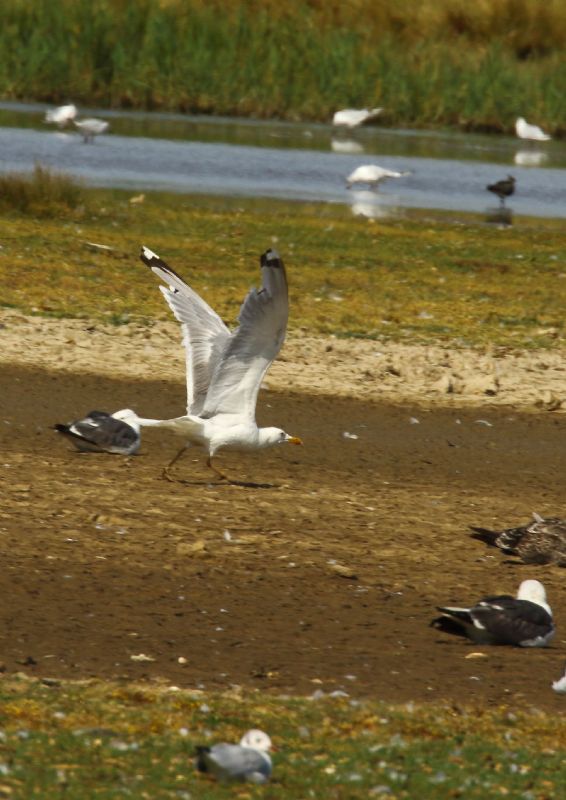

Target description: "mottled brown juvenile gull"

left=431, top=580, right=554, bottom=647
left=135, top=246, right=302, bottom=484
left=471, top=512, right=566, bottom=566
left=486, top=175, right=516, bottom=207
left=195, top=729, right=273, bottom=783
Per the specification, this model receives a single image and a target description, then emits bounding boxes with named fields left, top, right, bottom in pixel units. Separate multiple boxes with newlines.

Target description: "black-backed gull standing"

left=486, top=175, right=516, bottom=207
left=431, top=579, right=554, bottom=646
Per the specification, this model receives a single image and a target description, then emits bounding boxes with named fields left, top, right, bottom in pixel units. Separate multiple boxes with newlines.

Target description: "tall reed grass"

left=0, top=164, right=85, bottom=215
left=0, top=0, right=564, bottom=133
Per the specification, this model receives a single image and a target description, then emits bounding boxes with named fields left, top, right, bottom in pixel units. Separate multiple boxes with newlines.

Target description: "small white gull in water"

left=332, top=107, right=383, bottom=128
left=471, top=512, right=566, bottom=566
left=346, top=164, right=410, bottom=190
left=195, top=729, right=273, bottom=783
left=74, top=117, right=109, bottom=143
left=45, top=103, right=77, bottom=127
left=432, top=579, right=554, bottom=646
left=135, top=246, right=302, bottom=483
left=515, top=117, right=551, bottom=142
left=54, top=409, right=140, bottom=455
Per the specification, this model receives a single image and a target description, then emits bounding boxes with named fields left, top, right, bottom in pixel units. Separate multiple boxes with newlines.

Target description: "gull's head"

left=111, top=408, right=140, bottom=430
left=239, top=729, right=272, bottom=752
left=259, top=427, right=303, bottom=448
left=517, top=579, right=549, bottom=610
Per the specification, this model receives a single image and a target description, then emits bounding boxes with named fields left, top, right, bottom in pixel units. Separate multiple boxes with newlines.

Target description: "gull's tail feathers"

left=470, top=526, right=499, bottom=546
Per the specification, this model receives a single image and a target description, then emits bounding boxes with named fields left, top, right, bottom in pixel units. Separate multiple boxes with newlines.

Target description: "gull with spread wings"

left=136, top=246, right=302, bottom=484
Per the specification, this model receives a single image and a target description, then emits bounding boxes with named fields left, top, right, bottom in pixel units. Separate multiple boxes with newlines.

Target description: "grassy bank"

left=1, top=184, right=566, bottom=349
left=0, top=0, right=564, bottom=133
left=0, top=674, right=564, bottom=798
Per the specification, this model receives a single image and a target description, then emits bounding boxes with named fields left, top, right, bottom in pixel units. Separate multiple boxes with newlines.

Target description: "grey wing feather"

left=140, top=247, right=231, bottom=415
left=206, top=744, right=271, bottom=781
left=202, top=249, right=288, bottom=419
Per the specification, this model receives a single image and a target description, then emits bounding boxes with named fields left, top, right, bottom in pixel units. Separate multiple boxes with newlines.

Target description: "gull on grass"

left=515, top=117, right=551, bottom=142
left=195, top=729, right=273, bottom=783
left=74, top=117, right=109, bottom=143
left=471, top=512, right=566, bottom=566
left=45, top=103, right=77, bottom=127
left=135, top=246, right=302, bottom=485
left=346, top=164, right=410, bottom=190
left=431, top=579, right=554, bottom=647
left=332, top=107, right=383, bottom=128
left=54, top=409, right=140, bottom=455
left=486, top=175, right=515, bottom=207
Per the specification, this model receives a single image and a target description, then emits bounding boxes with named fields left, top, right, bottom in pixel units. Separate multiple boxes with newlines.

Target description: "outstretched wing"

left=201, top=249, right=288, bottom=420
left=140, top=247, right=231, bottom=415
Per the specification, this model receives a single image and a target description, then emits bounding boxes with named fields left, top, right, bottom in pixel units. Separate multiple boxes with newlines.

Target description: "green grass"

left=0, top=674, right=565, bottom=798
left=0, top=164, right=86, bottom=216
left=0, top=0, right=564, bottom=133
left=1, top=188, right=566, bottom=349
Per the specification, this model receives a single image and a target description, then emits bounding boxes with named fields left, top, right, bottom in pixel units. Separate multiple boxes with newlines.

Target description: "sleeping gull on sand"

left=195, top=729, right=273, bottom=783
left=135, top=246, right=302, bottom=484
left=74, top=118, right=109, bottom=143
left=332, top=107, right=382, bottom=128
left=54, top=409, right=140, bottom=455
left=515, top=117, right=551, bottom=142
left=431, top=580, right=554, bottom=647
left=471, top=512, right=566, bottom=566
left=346, top=164, right=410, bottom=190
left=45, top=103, right=77, bottom=127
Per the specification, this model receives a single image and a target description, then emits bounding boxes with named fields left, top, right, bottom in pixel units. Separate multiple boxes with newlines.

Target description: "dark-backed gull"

left=134, top=246, right=302, bottom=483
left=431, top=579, right=554, bottom=647
left=471, top=512, right=566, bottom=566
left=486, top=175, right=516, bottom=207
left=195, top=729, right=272, bottom=783
left=54, top=409, right=140, bottom=455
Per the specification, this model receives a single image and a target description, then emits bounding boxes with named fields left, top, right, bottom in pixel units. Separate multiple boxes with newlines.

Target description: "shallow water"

left=0, top=101, right=564, bottom=218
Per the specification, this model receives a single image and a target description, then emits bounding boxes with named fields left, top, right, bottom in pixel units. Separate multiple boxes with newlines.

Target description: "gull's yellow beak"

left=287, top=436, right=303, bottom=445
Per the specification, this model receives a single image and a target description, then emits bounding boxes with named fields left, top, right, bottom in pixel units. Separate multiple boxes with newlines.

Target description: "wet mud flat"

left=1, top=364, right=565, bottom=710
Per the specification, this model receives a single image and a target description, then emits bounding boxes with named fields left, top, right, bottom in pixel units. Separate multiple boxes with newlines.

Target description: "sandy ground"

left=1, top=310, right=566, bottom=711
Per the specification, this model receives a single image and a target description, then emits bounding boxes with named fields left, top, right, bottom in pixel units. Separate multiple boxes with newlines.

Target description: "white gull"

left=135, top=246, right=302, bottom=484
left=74, top=117, right=109, bottom=143
left=195, top=729, right=273, bottom=783
left=332, top=107, right=383, bottom=128
left=45, top=103, right=77, bottom=127
left=432, top=579, right=554, bottom=647
left=346, top=164, right=410, bottom=190
left=515, top=117, right=551, bottom=142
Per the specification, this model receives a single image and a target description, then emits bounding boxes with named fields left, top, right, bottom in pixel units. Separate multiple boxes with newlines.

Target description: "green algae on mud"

left=0, top=676, right=565, bottom=799
left=2, top=189, right=566, bottom=349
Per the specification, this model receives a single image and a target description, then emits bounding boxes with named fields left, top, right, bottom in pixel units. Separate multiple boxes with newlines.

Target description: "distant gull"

left=515, top=117, right=551, bottom=142
left=135, top=246, right=303, bottom=484
left=431, top=579, right=554, bottom=646
left=346, top=164, right=410, bottom=190
left=332, top=107, right=383, bottom=128
left=74, top=117, right=110, bottom=143
left=486, top=175, right=515, bottom=207
left=471, top=512, right=566, bottom=566
left=195, top=729, right=273, bottom=783
left=54, top=409, right=140, bottom=455
left=45, top=103, right=77, bottom=127
left=552, top=662, right=566, bottom=693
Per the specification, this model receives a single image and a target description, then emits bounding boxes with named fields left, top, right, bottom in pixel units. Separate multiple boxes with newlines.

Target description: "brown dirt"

left=1, top=357, right=566, bottom=711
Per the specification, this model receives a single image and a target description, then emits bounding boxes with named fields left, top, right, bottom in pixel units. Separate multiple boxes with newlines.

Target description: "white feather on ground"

left=431, top=580, right=554, bottom=647
left=54, top=409, right=140, bottom=455
left=552, top=663, right=566, bottom=693
left=195, top=729, right=273, bottom=783
left=134, top=246, right=302, bottom=483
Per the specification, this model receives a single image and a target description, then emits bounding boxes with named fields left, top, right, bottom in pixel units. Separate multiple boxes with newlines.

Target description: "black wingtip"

left=195, top=745, right=211, bottom=772
left=140, top=245, right=160, bottom=267
left=54, top=423, right=69, bottom=434
left=469, top=527, right=498, bottom=546
left=260, top=248, right=283, bottom=269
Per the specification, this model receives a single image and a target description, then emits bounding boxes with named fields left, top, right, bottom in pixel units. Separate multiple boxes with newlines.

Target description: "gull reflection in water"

left=331, top=137, right=365, bottom=155
left=349, top=190, right=397, bottom=219
left=514, top=150, right=548, bottom=167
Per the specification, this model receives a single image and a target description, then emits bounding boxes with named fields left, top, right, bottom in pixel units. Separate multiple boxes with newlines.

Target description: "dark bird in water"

left=54, top=409, right=140, bottom=455
left=431, top=579, right=554, bottom=647
left=486, top=175, right=516, bottom=206
left=471, top=512, right=566, bottom=566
